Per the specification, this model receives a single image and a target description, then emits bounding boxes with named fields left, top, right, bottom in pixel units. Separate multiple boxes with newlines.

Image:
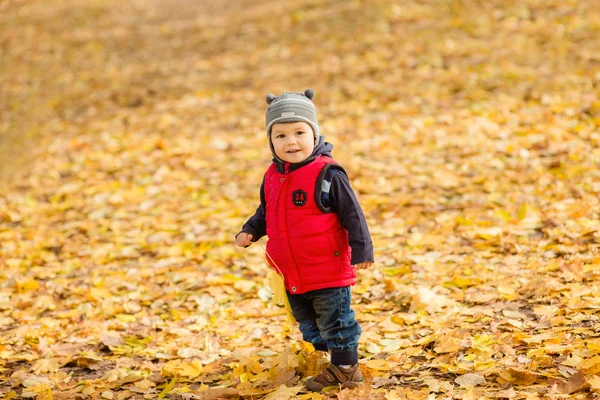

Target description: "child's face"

left=271, top=122, right=315, bottom=163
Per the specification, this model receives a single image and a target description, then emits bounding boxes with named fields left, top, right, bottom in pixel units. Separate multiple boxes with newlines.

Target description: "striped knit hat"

left=265, top=89, right=319, bottom=143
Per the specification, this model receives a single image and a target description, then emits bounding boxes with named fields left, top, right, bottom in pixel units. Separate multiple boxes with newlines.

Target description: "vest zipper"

left=282, top=162, right=299, bottom=292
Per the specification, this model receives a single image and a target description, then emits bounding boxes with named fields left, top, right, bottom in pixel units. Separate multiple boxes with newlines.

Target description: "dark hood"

left=273, top=136, right=334, bottom=173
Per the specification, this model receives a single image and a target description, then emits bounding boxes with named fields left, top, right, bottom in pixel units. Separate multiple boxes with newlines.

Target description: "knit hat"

left=265, top=89, right=320, bottom=143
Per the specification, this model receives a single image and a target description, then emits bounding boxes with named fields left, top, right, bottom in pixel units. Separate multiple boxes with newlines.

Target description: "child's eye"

left=276, top=134, right=285, bottom=139
left=296, top=131, right=305, bottom=135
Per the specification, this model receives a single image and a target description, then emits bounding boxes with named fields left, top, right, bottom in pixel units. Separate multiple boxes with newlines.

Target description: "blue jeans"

left=286, top=286, right=361, bottom=365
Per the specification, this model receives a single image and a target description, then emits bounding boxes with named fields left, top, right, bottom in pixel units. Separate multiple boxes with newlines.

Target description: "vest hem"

left=289, top=279, right=356, bottom=295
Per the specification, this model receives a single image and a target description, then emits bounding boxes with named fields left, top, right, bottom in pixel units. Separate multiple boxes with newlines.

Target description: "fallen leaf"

left=366, top=359, right=390, bottom=371
left=550, top=371, right=589, bottom=394
left=498, top=368, right=538, bottom=385
left=263, top=385, right=302, bottom=400
left=455, top=373, right=486, bottom=388
left=158, top=378, right=177, bottom=399
left=134, top=379, right=155, bottom=390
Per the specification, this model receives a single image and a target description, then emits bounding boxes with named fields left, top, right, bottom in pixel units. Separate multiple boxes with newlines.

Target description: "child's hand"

left=236, top=232, right=254, bottom=247
left=353, top=262, right=373, bottom=270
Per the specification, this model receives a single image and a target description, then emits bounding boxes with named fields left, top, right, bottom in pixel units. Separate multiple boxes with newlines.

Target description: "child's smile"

left=271, top=121, right=315, bottom=163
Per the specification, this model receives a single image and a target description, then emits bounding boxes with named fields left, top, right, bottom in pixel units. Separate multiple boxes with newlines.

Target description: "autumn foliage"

left=1, top=0, right=600, bottom=399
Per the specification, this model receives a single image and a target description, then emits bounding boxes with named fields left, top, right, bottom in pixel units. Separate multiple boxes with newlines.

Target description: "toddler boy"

left=236, top=89, right=374, bottom=391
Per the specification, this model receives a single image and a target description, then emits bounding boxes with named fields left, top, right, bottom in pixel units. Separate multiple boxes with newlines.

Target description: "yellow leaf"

left=31, top=359, right=60, bottom=374
left=582, top=356, right=600, bottom=375
left=471, top=334, right=496, bottom=352
left=563, top=354, right=583, bottom=368
left=296, top=393, right=325, bottom=400
left=366, top=359, right=390, bottom=371
left=433, top=333, right=463, bottom=354
left=474, top=359, right=496, bottom=371
left=268, top=270, right=296, bottom=323
left=425, top=378, right=443, bottom=393
left=381, top=265, right=411, bottom=276
left=454, top=216, right=474, bottom=226
left=115, top=314, right=137, bottom=323
left=496, top=209, right=512, bottom=222
left=82, top=386, right=95, bottom=396
left=455, top=373, right=486, bottom=388
left=134, top=379, right=156, bottom=390
left=162, top=360, right=203, bottom=379
left=587, top=339, right=600, bottom=353
left=533, top=305, right=559, bottom=318
left=263, top=385, right=302, bottom=400
left=517, top=204, right=528, bottom=221
left=233, top=279, right=256, bottom=293
left=297, top=348, right=329, bottom=378
left=475, top=227, right=503, bottom=240
left=498, top=368, right=537, bottom=385
left=104, top=368, right=127, bottom=383
left=237, top=382, right=278, bottom=396
left=443, top=275, right=481, bottom=289
left=366, top=343, right=381, bottom=354
left=21, top=384, right=54, bottom=400
left=497, top=286, right=518, bottom=301
left=588, top=375, right=600, bottom=391
left=16, top=279, right=40, bottom=293
left=124, top=336, right=153, bottom=348
left=523, top=333, right=559, bottom=345
left=413, top=286, right=455, bottom=314
left=158, top=378, right=177, bottom=399
left=89, top=288, right=111, bottom=302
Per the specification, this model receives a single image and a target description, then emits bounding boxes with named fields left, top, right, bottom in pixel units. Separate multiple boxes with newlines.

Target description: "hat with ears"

left=265, top=89, right=320, bottom=143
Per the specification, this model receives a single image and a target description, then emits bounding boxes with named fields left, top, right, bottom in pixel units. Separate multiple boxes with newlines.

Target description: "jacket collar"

left=274, top=137, right=334, bottom=174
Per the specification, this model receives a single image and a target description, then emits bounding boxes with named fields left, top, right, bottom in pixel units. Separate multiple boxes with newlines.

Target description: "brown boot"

left=305, top=363, right=363, bottom=391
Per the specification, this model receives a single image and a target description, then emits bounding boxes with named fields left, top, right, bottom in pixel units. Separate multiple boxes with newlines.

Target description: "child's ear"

left=266, top=94, right=277, bottom=104
left=304, top=89, right=315, bottom=100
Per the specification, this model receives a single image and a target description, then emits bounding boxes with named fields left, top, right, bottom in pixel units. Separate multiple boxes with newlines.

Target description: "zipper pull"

left=280, top=163, right=290, bottom=182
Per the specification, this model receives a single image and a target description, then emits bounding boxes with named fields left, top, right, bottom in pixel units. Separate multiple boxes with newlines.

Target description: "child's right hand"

left=236, top=232, right=254, bottom=248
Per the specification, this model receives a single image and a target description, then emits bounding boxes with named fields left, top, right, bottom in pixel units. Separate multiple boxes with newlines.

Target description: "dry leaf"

left=455, top=373, right=486, bottom=388
left=263, top=385, right=302, bottom=400
left=366, top=359, right=390, bottom=371
left=550, top=371, right=590, bottom=394
left=498, top=368, right=538, bottom=385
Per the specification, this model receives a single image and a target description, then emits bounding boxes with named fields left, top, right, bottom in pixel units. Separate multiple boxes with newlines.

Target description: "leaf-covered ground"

left=2, top=0, right=600, bottom=399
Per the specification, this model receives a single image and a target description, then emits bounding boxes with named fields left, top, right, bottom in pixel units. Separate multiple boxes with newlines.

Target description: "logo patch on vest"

left=292, top=189, right=307, bottom=206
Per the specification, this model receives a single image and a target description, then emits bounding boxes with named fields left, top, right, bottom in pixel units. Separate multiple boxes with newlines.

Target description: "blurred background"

left=1, top=0, right=600, bottom=396
left=3, top=0, right=599, bottom=180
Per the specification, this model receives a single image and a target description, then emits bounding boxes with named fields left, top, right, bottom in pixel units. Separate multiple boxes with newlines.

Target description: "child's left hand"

left=353, top=262, right=373, bottom=270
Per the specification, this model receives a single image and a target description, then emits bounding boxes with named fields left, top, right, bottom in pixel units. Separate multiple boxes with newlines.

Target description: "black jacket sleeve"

left=237, top=178, right=267, bottom=242
left=327, top=170, right=374, bottom=265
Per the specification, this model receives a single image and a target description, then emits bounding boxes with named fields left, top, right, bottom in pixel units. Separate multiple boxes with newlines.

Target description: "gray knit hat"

left=265, top=89, right=320, bottom=143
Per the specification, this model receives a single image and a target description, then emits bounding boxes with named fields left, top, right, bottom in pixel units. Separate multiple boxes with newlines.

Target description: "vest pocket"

left=332, top=229, right=351, bottom=271
left=327, top=232, right=343, bottom=271
left=293, top=235, right=336, bottom=266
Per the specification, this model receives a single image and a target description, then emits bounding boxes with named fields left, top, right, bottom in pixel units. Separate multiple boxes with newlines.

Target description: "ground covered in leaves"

left=2, top=0, right=600, bottom=399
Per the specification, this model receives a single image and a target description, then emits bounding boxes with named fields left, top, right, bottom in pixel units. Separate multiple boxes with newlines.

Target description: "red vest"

left=264, top=156, right=355, bottom=294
